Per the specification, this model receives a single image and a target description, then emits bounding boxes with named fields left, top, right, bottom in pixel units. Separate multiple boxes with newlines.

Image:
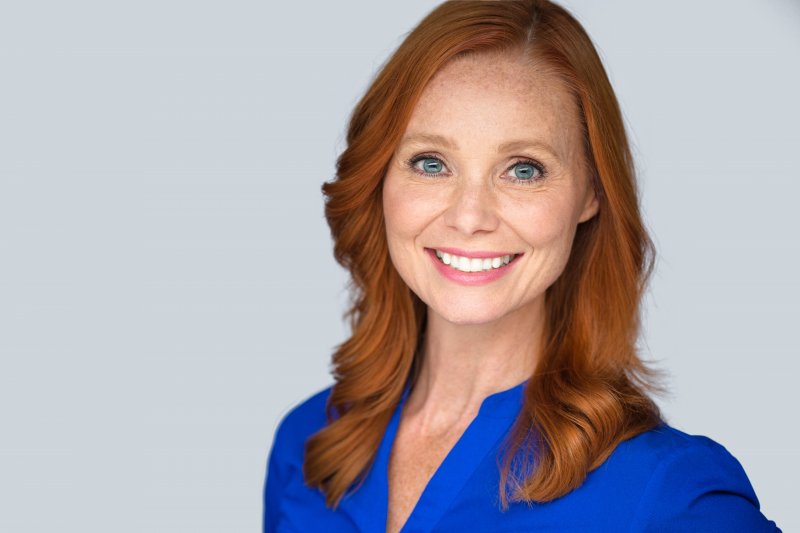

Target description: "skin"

left=381, top=50, right=599, bottom=533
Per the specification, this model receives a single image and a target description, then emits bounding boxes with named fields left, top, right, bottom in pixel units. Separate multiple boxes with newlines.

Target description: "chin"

left=431, top=299, right=507, bottom=326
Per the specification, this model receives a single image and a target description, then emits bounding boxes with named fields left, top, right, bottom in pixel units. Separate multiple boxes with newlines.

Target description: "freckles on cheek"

left=385, top=184, right=437, bottom=235
left=383, top=191, right=404, bottom=229
left=513, top=200, right=571, bottom=245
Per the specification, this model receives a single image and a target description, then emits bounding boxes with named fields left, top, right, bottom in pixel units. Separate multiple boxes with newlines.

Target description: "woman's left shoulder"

left=614, top=422, right=782, bottom=532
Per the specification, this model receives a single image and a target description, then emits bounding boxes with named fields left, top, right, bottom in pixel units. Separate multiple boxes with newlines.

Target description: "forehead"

left=404, top=51, right=582, bottom=157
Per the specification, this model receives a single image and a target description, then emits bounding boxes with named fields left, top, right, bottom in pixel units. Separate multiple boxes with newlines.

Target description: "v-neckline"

left=338, top=378, right=529, bottom=533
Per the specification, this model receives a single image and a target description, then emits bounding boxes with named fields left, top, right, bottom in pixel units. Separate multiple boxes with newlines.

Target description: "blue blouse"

left=264, top=379, right=781, bottom=532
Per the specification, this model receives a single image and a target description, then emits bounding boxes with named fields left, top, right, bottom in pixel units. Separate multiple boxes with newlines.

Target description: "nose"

left=442, top=177, right=500, bottom=236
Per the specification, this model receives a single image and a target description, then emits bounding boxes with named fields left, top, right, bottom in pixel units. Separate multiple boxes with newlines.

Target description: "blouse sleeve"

left=263, top=420, right=290, bottom=533
left=628, top=437, right=781, bottom=532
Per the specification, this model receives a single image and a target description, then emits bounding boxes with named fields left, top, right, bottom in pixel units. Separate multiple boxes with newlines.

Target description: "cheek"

left=382, top=175, right=440, bottom=239
left=381, top=176, right=437, bottom=292
left=504, top=195, right=581, bottom=293
left=505, top=195, right=573, bottom=247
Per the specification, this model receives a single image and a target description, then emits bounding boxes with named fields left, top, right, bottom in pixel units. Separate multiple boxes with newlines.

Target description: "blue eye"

left=405, top=154, right=547, bottom=185
left=410, top=156, right=445, bottom=175
left=512, top=162, right=537, bottom=180
left=421, top=158, right=443, bottom=173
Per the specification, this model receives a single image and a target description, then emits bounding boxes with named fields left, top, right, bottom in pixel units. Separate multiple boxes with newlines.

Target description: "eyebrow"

left=398, top=133, right=560, bottom=159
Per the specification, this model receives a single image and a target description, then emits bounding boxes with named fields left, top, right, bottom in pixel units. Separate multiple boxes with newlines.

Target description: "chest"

left=385, top=422, right=468, bottom=533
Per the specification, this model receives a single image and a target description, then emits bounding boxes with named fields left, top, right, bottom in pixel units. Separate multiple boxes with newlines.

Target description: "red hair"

left=306, top=0, right=667, bottom=509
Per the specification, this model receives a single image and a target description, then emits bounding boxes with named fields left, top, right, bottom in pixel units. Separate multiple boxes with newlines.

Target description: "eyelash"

left=404, top=153, right=548, bottom=185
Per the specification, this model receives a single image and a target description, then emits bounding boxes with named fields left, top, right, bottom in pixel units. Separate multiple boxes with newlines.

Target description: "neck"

left=405, top=295, right=543, bottom=433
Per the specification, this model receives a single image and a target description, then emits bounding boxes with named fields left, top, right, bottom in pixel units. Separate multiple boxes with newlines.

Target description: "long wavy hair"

left=306, top=0, right=668, bottom=510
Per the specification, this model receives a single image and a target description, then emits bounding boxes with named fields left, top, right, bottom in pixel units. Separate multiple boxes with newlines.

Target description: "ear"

left=577, top=186, right=599, bottom=223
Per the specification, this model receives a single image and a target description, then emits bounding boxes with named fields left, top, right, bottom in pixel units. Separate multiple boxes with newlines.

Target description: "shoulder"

left=263, top=385, right=336, bottom=532
left=264, top=384, right=333, bottom=500
left=269, top=384, right=334, bottom=467
left=618, top=422, right=781, bottom=532
left=611, top=422, right=738, bottom=470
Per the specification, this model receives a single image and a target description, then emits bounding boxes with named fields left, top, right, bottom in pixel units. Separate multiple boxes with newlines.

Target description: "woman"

left=264, top=1, right=781, bottom=531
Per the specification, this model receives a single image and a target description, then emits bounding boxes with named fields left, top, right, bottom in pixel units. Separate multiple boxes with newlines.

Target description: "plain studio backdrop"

left=0, top=1, right=797, bottom=531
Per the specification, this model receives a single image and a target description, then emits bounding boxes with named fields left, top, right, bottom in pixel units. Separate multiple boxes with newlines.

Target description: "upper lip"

left=428, top=247, right=521, bottom=259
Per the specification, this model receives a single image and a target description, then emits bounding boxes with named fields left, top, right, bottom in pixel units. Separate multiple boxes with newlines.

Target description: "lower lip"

left=426, top=248, right=521, bottom=286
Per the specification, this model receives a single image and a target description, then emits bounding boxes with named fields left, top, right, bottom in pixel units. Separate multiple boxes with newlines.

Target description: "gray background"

left=0, top=0, right=797, bottom=531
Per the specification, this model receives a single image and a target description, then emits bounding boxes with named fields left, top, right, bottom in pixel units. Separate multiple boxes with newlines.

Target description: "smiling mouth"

left=430, top=248, right=521, bottom=273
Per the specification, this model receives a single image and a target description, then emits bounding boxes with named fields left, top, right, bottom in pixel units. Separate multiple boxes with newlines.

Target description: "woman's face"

left=382, top=51, right=599, bottom=325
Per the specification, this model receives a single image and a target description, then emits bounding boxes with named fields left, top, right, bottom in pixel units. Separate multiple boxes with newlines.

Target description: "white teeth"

left=433, top=249, right=517, bottom=272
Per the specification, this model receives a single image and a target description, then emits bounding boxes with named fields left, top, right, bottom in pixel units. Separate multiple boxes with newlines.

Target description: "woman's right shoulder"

left=269, top=384, right=334, bottom=464
left=263, top=385, right=338, bottom=532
